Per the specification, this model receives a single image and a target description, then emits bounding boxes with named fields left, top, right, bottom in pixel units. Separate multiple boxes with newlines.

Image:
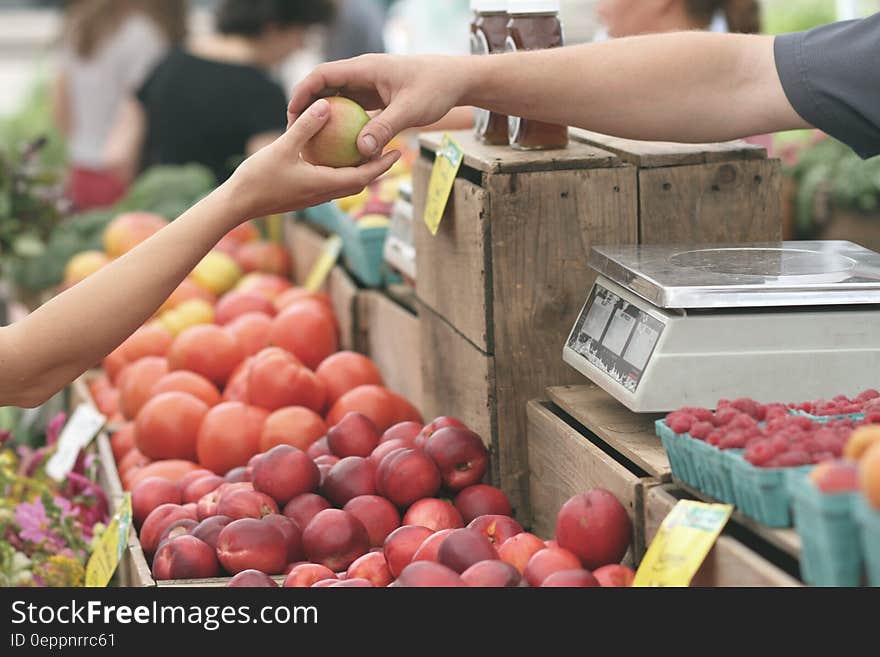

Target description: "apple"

left=321, top=457, right=377, bottom=507
left=252, top=444, right=320, bottom=505
left=216, top=489, right=279, bottom=520
left=132, top=477, right=181, bottom=527
left=152, top=535, right=219, bottom=581
left=437, top=528, right=498, bottom=574
left=461, top=560, right=524, bottom=587
left=524, top=547, right=582, bottom=587
left=498, top=532, right=545, bottom=575
left=424, top=427, right=489, bottom=491
left=369, top=438, right=415, bottom=467
left=226, top=570, right=279, bottom=588
left=383, top=525, right=433, bottom=578
left=467, top=515, right=523, bottom=546
left=542, top=569, right=601, bottom=587
left=414, top=417, right=467, bottom=449
left=381, top=422, right=423, bottom=444
left=307, top=436, right=332, bottom=459
left=345, top=552, right=393, bottom=587
left=556, top=490, right=632, bottom=570
left=262, top=514, right=304, bottom=563
left=411, top=529, right=455, bottom=563
left=343, top=495, right=400, bottom=547
left=217, top=518, right=288, bottom=575
left=283, top=563, right=337, bottom=588
left=593, top=564, right=636, bottom=587
left=140, top=503, right=198, bottom=557
left=190, top=515, right=233, bottom=551
left=402, top=498, right=464, bottom=532
left=454, top=485, right=512, bottom=523
left=396, top=561, right=466, bottom=587
left=302, top=509, right=370, bottom=571
left=301, top=97, right=370, bottom=168
left=376, top=448, right=442, bottom=507
left=283, top=493, right=331, bottom=530
left=327, top=412, right=381, bottom=458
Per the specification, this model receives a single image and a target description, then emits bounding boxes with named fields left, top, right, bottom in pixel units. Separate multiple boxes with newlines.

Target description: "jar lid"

left=471, top=0, right=508, bottom=11
left=507, top=0, right=560, bottom=13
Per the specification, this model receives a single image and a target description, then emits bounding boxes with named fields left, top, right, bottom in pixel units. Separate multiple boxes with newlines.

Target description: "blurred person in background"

left=106, top=0, right=334, bottom=185
left=52, top=0, right=187, bottom=210
left=323, top=0, right=386, bottom=62
left=596, top=0, right=761, bottom=38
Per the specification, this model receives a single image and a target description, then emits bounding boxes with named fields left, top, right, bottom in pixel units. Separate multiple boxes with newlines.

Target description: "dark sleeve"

left=774, top=13, right=880, bottom=159
left=246, top=79, right=288, bottom=137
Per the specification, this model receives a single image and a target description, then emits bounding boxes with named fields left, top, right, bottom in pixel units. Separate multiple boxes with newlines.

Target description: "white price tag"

left=46, top=404, right=106, bottom=481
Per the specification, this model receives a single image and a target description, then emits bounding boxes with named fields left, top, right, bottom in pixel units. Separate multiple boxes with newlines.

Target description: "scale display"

left=567, top=284, right=665, bottom=393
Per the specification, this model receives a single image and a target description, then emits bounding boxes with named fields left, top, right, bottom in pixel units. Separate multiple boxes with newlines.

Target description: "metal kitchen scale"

left=563, top=241, right=880, bottom=412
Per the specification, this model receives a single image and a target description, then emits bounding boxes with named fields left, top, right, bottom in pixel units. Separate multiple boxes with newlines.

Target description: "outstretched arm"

left=0, top=99, right=400, bottom=407
left=289, top=32, right=807, bottom=158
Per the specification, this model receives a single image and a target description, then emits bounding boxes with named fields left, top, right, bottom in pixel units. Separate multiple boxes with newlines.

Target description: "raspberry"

left=729, top=414, right=758, bottom=431
left=666, top=411, right=694, bottom=434
left=857, top=389, right=880, bottom=402
left=707, top=430, right=723, bottom=446
left=689, top=421, right=713, bottom=440
left=774, top=450, right=811, bottom=467
left=862, top=413, right=880, bottom=424
left=719, top=431, right=748, bottom=450
left=745, top=441, right=775, bottom=466
left=712, top=407, right=739, bottom=427
left=731, top=398, right=764, bottom=420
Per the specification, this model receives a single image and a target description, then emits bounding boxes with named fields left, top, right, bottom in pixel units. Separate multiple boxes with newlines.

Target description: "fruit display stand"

left=568, top=128, right=783, bottom=244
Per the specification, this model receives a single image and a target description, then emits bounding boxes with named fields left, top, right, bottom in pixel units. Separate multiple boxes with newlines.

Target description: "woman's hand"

left=226, top=98, right=401, bottom=221
left=287, top=55, right=468, bottom=160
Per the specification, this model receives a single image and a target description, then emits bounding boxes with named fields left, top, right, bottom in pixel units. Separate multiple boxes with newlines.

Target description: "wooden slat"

left=546, top=384, right=670, bottom=480
left=358, top=291, right=423, bottom=412
left=488, top=166, right=639, bottom=513
left=644, top=485, right=801, bottom=587
left=413, top=158, right=492, bottom=351
left=639, top=159, right=783, bottom=244
left=286, top=219, right=326, bottom=284
left=419, top=130, right=618, bottom=174
left=570, top=128, right=766, bottom=168
left=526, top=400, right=641, bottom=543
left=157, top=575, right=286, bottom=588
left=327, top=266, right=359, bottom=351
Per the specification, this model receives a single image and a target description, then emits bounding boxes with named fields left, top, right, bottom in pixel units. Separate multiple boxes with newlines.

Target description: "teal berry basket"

left=790, top=410, right=865, bottom=423
left=300, top=201, right=346, bottom=234
left=337, top=212, right=400, bottom=288
left=787, top=470, right=862, bottom=587
left=699, top=447, right=742, bottom=505
left=853, top=496, right=880, bottom=586
left=656, top=420, right=701, bottom=490
left=729, top=454, right=812, bottom=528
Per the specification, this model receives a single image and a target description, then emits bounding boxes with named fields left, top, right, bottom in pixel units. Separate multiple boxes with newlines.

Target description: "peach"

left=343, top=495, right=401, bottom=547
left=317, top=464, right=332, bottom=488
left=402, top=499, right=464, bottom=532
left=252, top=444, right=320, bottom=505
left=259, top=406, right=326, bottom=453
left=524, top=547, right=582, bottom=587
left=307, top=437, right=332, bottom=459
left=262, top=513, right=304, bottom=563
left=227, top=570, right=279, bottom=587
left=236, top=273, right=292, bottom=301
left=454, top=485, right=512, bottom=523
left=542, top=569, right=601, bottom=587
left=424, top=427, right=489, bottom=491
left=328, top=578, right=373, bottom=587
left=103, top=212, right=167, bottom=258
left=301, top=96, right=370, bottom=168
left=461, top=560, right=524, bottom=587
left=151, top=371, right=221, bottom=408
left=381, top=421, right=423, bottom=444
left=314, top=455, right=339, bottom=467
left=498, top=532, right=546, bottom=575
left=375, top=448, right=441, bottom=508
left=345, top=551, right=393, bottom=587
left=224, top=312, right=273, bottom=358
left=182, top=475, right=225, bottom=505
left=225, top=466, right=252, bottom=483
left=414, top=417, right=467, bottom=449
left=215, top=290, right=276, bottom=325
left=140, top=503, right=198, bottom=558
left=593, top=564, right=636, bottom=587
left=110, top=423, right=137, bottom=462
left=283, top=563, right=337, bottom=588
left=556, top=490, right=632, bottom=570
left=383, top=525, right=433, bottom=578
left=177, top=468, right=214, bottom=492
left=411, top=528, right=455, bottom=563
left=216, top=489, right=279, bottom=520
left=395, top=561, right=466, bottom=588
left=437, top=528, right=498, bottom=574
left=284, top=493, right=332, bottom=528
left=190, top=515, right=233, bottom=551
left=369, top=438, right=415, bottom=467
left=217, top=518, right=288, bottom=575
left=861, top=442, right=880, bottom=508
left=809, top=460, right=860, bottom=493
left=234, top=241, right=291, bottom=277
left=327, top=412, right=381, bottom=458
left=467, top=515, right=523, bottom=547
left=63, top=250, right=110, bottom=287
left=310, top=579, right=338, bottom=588
left=845, top=425, right=880, bottom=461
left=321, top=456, right=377, bottom=507
left=119, top=356, right=169, bottom=420
left=126, top=460, right=201, bottom=490
left=156, top=518, right=199, bottom=553
left=134, top=392, right=209, bottom=462
left=152, top=535, right=219, bottom=581
left=132, top=477, right=181, bottom=528
left=302, top=509, right=370, bottom=572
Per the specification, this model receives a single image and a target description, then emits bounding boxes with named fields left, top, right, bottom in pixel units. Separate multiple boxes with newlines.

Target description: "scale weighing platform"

left=564, top=241, right=880, bottom=412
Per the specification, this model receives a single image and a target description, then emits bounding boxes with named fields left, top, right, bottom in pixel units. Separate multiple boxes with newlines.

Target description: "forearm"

left=461, top=32, right=807, bottom=142
left=0, top=183, right=246, bottom=407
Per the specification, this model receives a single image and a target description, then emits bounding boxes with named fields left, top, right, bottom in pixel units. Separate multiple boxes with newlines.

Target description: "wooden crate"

left=357, top=289, right=423, bottom=412
left=526, top=399, right=660, bottom=562
left=414, top=131, right=638, bottom=516
left=644, top=485, right=801, bottom=586
left=570, top=128, right=782, bottom=243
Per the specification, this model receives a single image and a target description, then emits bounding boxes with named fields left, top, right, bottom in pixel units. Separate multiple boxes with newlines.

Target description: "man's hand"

left=287, top=54, right=467, bottom=159
left=228, top=98, right=401, bottom=220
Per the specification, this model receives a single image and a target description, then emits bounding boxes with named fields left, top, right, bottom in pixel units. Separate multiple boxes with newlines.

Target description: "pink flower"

left=16, top=500, right=52, bottom=545
left=0, top=429, right=11, bottom=448
left=46, top=413, right=67, bottom=446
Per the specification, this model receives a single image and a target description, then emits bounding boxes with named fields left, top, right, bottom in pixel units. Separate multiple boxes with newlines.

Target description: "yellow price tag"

left=633, top=500, right=732, bottom=587
left=266, top=214, right=284, bottom=243
left=423, top=134, right=464, bottom=236
left=304, top=234, right=343, bottom=292
left=85, top=493, right=132, bottom=588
